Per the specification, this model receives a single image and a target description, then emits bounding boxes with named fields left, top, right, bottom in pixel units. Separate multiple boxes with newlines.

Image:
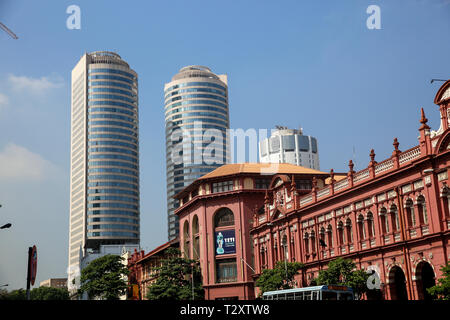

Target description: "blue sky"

left=0, top=0, right=449, bottom=290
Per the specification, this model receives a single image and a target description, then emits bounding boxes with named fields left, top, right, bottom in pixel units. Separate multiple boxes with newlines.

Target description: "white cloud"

left=0, top=143, right=62, bottom=181
left=8, top=74, right=64, bottom=94
left=0, top=93, right=8, bottom=109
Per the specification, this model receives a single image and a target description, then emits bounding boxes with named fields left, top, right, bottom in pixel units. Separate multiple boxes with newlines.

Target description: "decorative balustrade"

left=316, top=186, right=330, bottom=199
left=374, top=159, right=394, bottom=175
left=353, top=169, right=370, bottom=183
left=299, top=194, right=313, bottom=206
left=334, top=179, right=348, bottom=192
left=421, top=225, right=429, bottom=235
left=283, top=143, right=422, bottom=211
left=394, top=233, right=401, bottom=242
left=399, top=146, right=421, bottom=165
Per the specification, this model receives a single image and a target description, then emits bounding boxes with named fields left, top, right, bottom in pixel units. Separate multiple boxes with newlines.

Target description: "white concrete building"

left=259, top=127, right=320, bottom=170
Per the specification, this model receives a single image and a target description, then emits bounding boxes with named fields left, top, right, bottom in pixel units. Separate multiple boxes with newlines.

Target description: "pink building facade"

left=250, top=80, right=450, bottom=300
left=174, top=80, right=450, bottom=300
left=175, top=164, right=329, bottom=300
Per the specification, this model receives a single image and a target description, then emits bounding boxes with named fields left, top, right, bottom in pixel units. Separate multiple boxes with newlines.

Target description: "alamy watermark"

left=366, top=265, right=381, bottom=290
left=366, top=5, right=381, bottom=30
left=66, top=5, right=81, bottom=30
left=169, top=121, right=280, bottom=174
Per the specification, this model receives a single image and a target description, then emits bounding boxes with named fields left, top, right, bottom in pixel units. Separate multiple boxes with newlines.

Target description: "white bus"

left=262, top=285, right=354, bottom=300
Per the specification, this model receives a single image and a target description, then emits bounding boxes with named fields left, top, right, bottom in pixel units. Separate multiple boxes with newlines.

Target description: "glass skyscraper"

left=164, top=66, right=230, bottom=240
left=68, top=51, right=140, bottom=287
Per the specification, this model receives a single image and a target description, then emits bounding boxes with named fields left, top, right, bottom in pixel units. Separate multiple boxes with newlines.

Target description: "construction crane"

left=0, top=22, right=18, bottom=39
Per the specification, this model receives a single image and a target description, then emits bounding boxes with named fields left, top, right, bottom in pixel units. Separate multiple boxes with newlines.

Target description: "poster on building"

left=215, top=230, right=236, bottom=255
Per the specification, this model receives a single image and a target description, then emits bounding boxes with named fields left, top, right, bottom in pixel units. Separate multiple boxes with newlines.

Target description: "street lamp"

left=0, top=284, right=8, bottom=288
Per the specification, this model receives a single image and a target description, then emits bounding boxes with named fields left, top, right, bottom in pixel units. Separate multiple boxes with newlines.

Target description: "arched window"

left=327, top=224, right=333, bottom=247
left=417, top=196, right=428, bottom=225
left=304, top=232, right=309, bottom=255
left=357, top=214, right=365, bottom=240
left=183, top=220, right=190, bottom=259
left=405, top=199, right=416, bottom=227
left=310, top=231, right=316, bottom=254
left=290, top=231, right=296, bottom=261
left=337, top=221, right=345, bottom=245
left=380, top=207, right=389, bottom=234
left=282, top=235, right=289, bottom=260
left=367, top=212, right=375, bottom=238
left=214, top=208, right=234, bottom=228
left=319, top=227, right=326, bottom=250
left=345, top=218, right=353, bottom=244
left=442, top=187, right=450, bottom=218
left=273, top=234, right=279, bottom=262
left=192, top=215, right=200, bottom=260
left=390, top=204, right=400, bottom=232
left=260, top=244, right=266, bottom=269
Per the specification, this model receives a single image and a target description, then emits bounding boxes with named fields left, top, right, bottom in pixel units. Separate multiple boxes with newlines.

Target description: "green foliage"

left=30, top=286, right=69, bottom=300
left=255, top=261, right=304, bottom=296
left=0, top=288, right=27, bottom=300
left=78, top=254, right=129, bottom=300
left=316, top=257, right=369, bottom=299
left=427, top=262, right=450, bottom=300
left=146, top=248, right=204, bottom=300
left=0, top=287, right=69, bottom=300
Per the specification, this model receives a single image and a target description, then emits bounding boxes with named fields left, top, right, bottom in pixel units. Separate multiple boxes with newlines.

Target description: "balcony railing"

left=296, top=144, right=422, bottom=208
left=399, top=146, right=421, bottom=165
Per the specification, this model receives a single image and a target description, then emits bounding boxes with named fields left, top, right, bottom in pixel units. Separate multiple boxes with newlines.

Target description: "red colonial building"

left=175, top=163, right=331, bottom=300
left=253, top=80, right=450, bottom=300
left=127, top=239, right=179, bottom=299
left=174, top=80, right=450, bottom=300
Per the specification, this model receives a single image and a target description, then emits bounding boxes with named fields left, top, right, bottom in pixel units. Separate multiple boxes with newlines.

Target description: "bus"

left=262, top=285, right=354, bottom=300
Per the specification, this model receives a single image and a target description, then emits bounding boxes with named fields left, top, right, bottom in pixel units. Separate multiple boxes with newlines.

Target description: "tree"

left=316, top=258, right=369, bottom=299
left=30, top=286, right=69, bottom=300
left=78, top=254, right=129, bottom=300
left=427, top=262, right=450, bottom=300
left=0, top=287, right=69, bottom=300
left=146, top=248, right=204, bottom=300
left=0, top=289, right=26, bottom=300
left=255, top=261, right=304, bottom=296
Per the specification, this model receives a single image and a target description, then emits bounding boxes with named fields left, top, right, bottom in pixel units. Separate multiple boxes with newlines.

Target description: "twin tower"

left=67, top=52, right=319, bottom=288
left=68, top=53, right=231, bottom=285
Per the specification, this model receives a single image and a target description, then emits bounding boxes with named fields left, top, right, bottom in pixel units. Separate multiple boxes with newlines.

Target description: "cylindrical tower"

left=259, top=127, right=320, bottom=170
left=164, top=65, right=230, bottom=240
left=86, top=51, right=140, bottom=246
left=68, top=51, right=140, bottom=283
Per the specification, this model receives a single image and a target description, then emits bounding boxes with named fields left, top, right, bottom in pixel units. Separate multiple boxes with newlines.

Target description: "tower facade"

left=259, top=127, right=320, bottom=170
left=68, top=51, right=140, bottom=289
left=164, top=66, right=230, bottom=240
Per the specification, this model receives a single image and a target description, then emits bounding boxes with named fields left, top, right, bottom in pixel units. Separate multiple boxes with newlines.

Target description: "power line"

left=0, top=22, right=18, bottom=39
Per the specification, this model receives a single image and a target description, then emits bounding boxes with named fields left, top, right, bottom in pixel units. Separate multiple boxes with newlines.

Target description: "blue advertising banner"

left=215, top=230, right=236, bottom=255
